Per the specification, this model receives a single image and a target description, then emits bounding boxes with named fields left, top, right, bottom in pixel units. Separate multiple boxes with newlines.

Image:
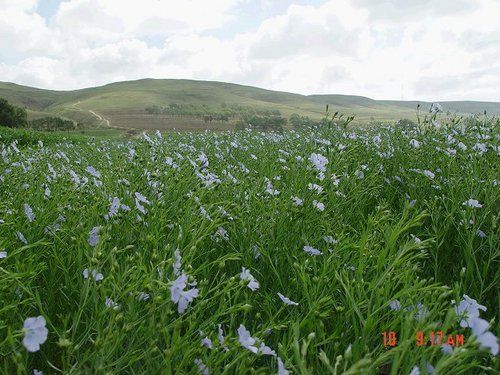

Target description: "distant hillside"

left=1, top=79, right=499, bottom=131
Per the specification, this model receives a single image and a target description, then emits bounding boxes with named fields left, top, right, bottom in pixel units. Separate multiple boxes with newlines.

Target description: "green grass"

left=2, top=79, right=500, bottom=130
left=0, top=114, right=498, bottom=374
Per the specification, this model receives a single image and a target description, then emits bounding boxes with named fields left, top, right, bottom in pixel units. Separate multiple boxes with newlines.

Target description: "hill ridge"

left=1, top=78, right=499, bottom=130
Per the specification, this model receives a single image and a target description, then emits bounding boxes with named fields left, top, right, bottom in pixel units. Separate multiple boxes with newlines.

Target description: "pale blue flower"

left=309, top=153, right=328, bottom=172
left=173, top=249, right=182, bottom=276
left=292, top=196, right=304, bottom=206
left=217, top=324, right=225, bottom=345
left=237, top=324, right=258, bottom=353
left=88, top=227, right=100, bottom=247
left=312, top=200, right=325, bottom=211
left=83, top=268, right=103, bottom=281
left=194, top=358, right=209, bottom=375
left=409, top=139, right=420, bottom=148
left=16, top=231, right=28, bottom=244
left=277, top=293, right=298, bottom=306
left=137, top=292, right=150, bottom=301
left=86, top=165, right=101, bottom=178
left=277, top=357, right=289, bottom=375
left=170, top=273, right=199, bottom=314
left=469, top=317, right=499, bottom=355
left=23, top=316, right=48, bottom=352
left=24, top=204, right=35, bottom=222
left=463, top=199, right=482, bottom=208
left=105, top=297, right=119, bottom=310
left=201, top=337, right=213, bottom=349
left=303, top=245, right=322, bottom=256
left=389, top=300, right=402, bottom=311
left=240, top=267, right=260, bottom=291
left=455, top=294, right=486, bottom=327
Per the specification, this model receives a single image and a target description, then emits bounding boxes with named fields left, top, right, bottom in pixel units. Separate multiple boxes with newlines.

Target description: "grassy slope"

left=1, top=79, right=500, bottom=129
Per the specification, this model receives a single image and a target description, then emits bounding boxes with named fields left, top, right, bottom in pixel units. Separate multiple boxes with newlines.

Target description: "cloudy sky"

left=1, top=0, right=499, bottom=101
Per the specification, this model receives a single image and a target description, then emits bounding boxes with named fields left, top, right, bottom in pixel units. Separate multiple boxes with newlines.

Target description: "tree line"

left=0, top=98, right=77, bottom=131
left=145, top=102, right=282, bottom=122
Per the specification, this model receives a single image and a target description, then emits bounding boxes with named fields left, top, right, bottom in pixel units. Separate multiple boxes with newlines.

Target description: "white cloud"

left=0, top=0, right=499, bottom=101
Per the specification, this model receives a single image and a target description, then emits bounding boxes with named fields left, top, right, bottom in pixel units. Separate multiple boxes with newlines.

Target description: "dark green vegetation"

left=0, top=97, right=28, bottom=128
left=0, top=98, right=78, bottom=132
left=1, top=79, right=500, bottom=130
left=28, top=116, right=77, bottom=131
left=0, top=114, right=498, bottom=374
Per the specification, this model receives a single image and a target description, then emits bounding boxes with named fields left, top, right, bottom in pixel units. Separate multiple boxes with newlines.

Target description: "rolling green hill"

left=1, top=78, right=499, bottom=131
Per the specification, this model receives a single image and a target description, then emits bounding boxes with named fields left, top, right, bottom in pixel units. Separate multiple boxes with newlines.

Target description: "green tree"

left=0, top=98, right=28, bottom=128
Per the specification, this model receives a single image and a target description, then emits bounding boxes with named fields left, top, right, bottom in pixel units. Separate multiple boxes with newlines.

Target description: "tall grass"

left=0, top=115, right=498, bottom=374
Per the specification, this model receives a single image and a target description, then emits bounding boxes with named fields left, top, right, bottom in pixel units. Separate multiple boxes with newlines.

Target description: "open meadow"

left=0, top=114, right=499, bottom=374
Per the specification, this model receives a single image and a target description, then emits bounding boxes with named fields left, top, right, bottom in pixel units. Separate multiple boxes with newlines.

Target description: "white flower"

left=469, top=318, right=499, bottom=355
left=463, top=199, right=482, bottom=208
left=309, top=153, right=328, bottom=172
left=277, top=292, right=299, bottom=306
left=409, top=139, right=420, bottom=148
left=303, top=245, right=322, bottom=256
left=0, top=251, right=6, bottom=259
left=292, top=196, right=303, bottom=206
left=23, top=316, right=48, bottom=352
left=24, top=204, right=35, bottom=222
left=409, top=366, right=420, bottom=375
left=170, top=273, right=199, bottom=314
left=83, top=268, right=104, bottom=281
left=240, top=267, right=260, bottom=291
left=277, top=357, right=289, bottom=375
left=422, top=170, right=435, bottom=179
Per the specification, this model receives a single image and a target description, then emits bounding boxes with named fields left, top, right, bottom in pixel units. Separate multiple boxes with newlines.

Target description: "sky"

left=1, top=0, right=499, bottom=101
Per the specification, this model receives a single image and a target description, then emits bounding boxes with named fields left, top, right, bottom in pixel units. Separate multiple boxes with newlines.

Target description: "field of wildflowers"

left=0, top=115, right=498, bottom=374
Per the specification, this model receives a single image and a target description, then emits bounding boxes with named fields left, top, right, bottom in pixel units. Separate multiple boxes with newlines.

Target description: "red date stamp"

left=382, top=331, right=465, bottom=347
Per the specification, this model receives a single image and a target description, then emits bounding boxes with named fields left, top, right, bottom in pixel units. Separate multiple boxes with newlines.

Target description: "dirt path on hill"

left=71, top=101, right=128, bottom=130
